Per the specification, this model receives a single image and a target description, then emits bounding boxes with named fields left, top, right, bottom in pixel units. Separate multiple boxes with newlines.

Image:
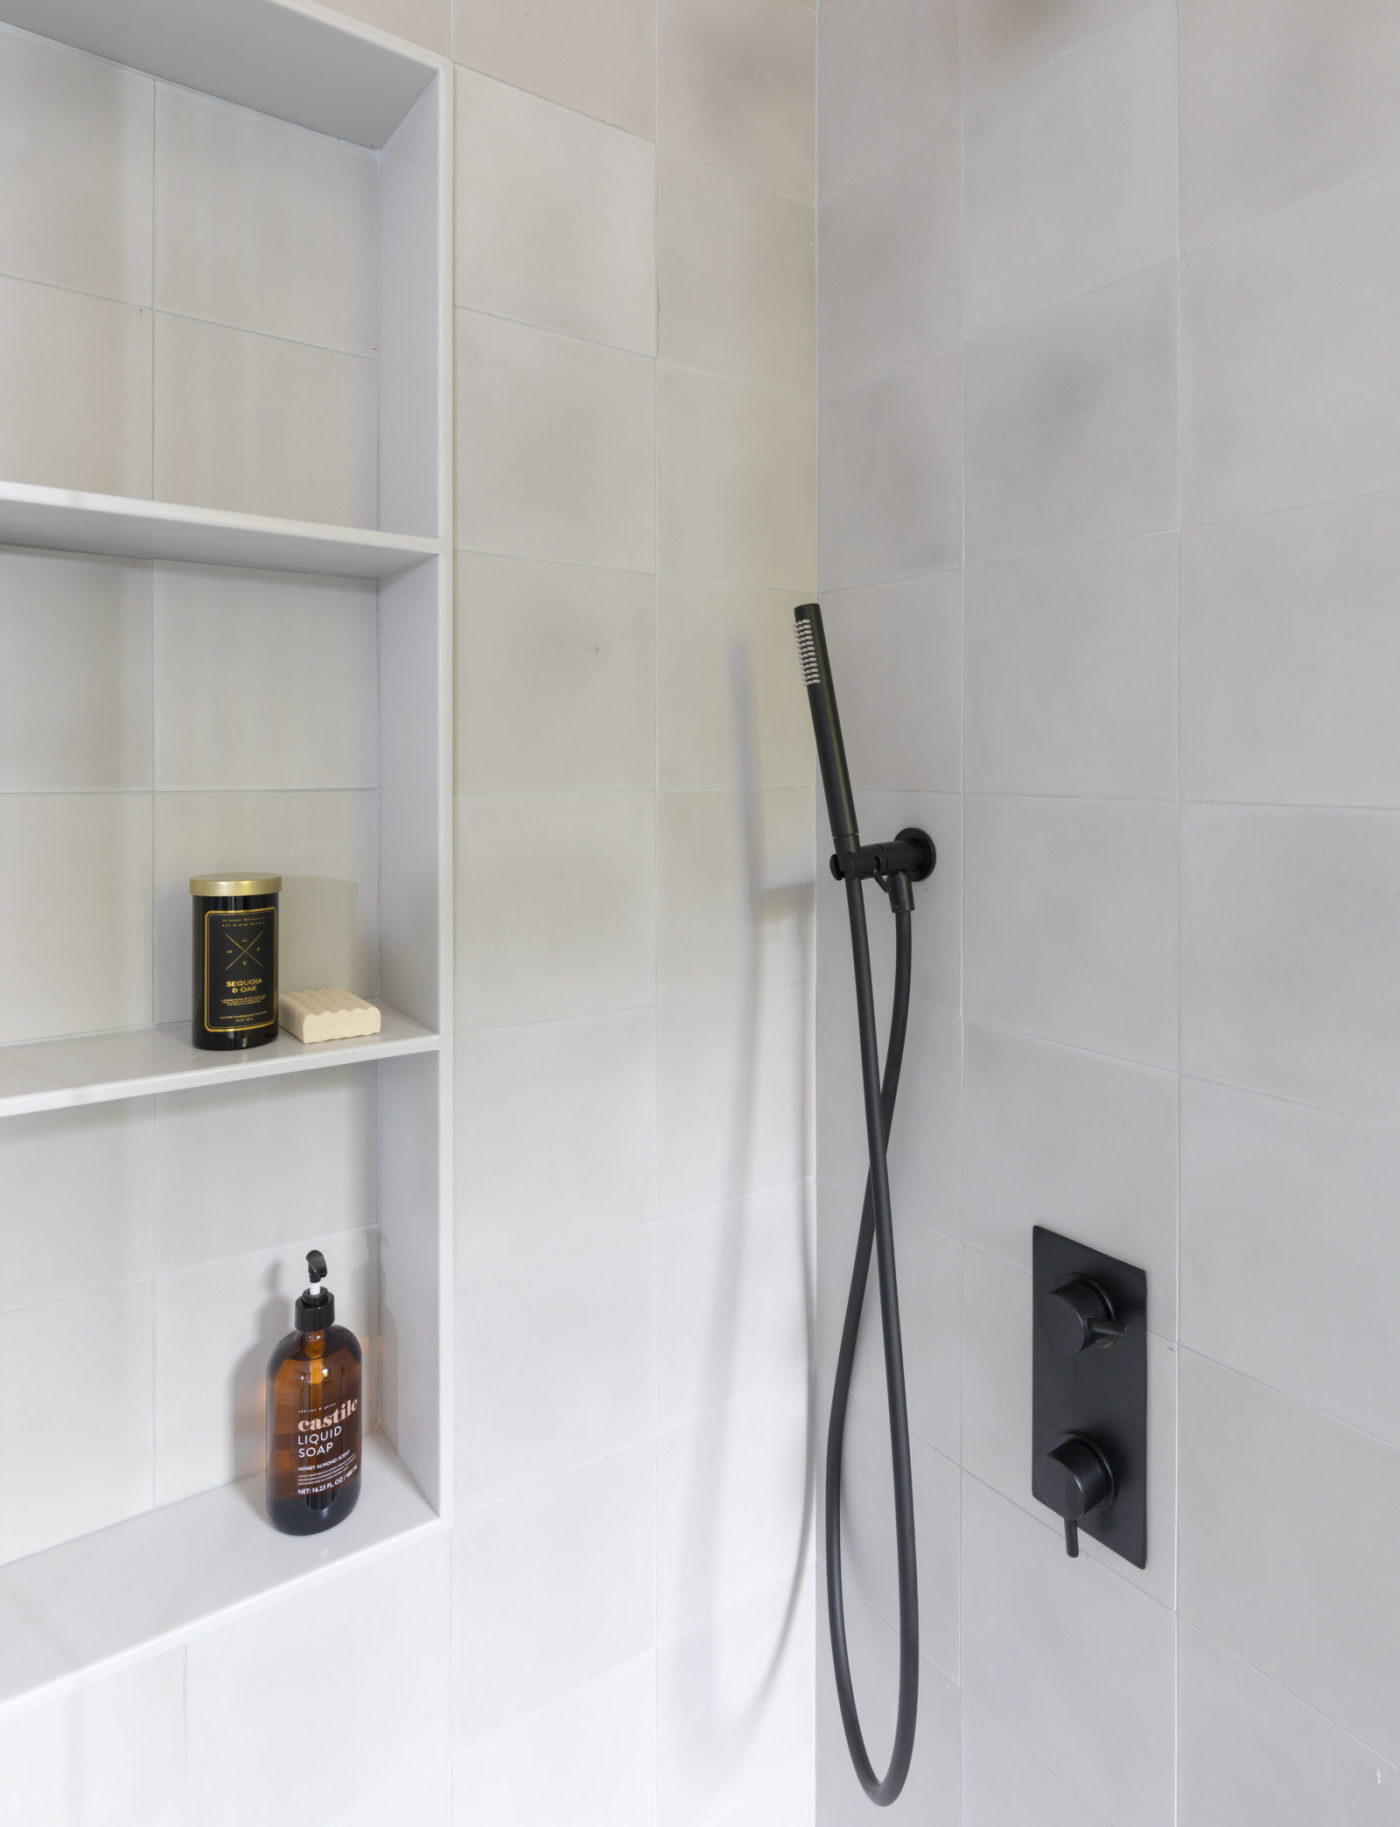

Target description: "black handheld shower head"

left=794, top=603, right=860, bottom=861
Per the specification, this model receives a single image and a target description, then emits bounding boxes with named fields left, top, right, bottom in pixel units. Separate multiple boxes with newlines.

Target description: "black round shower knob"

left=1042, top=1433, right=1116, bottom=1556
left=1037, top=1276, right=1128, bottom=1356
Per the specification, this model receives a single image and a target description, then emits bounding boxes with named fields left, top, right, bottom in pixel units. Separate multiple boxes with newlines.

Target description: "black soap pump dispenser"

left=265, top=1250, right=362, bottom=1534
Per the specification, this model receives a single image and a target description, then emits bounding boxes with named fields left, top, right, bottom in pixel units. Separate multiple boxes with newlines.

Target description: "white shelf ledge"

left=0, top=1005, right=440, bottom=1119
left=0, top=0, right=439, bottom=148
left=0, top=482, right=440, bottom=579
left=0, top=1434, right=438, bottom=1716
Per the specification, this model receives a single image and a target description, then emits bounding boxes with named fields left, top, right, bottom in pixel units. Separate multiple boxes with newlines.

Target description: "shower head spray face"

left=793, top=603, right=861, bottom=860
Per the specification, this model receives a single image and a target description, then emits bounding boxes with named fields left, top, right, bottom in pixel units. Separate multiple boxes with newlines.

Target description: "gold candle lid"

left=189, top=873, right=282, bottom=896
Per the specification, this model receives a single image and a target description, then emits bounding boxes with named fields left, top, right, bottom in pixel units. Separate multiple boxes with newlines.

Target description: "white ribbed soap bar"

left=278, top=989, right=382, bottom=1044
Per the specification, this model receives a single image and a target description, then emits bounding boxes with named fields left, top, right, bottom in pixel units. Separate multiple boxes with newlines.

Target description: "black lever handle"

left=1043, top=1434, right=1115, bottom=1558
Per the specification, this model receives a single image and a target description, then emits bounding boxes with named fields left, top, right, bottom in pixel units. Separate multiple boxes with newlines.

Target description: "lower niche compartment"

left=0, top=1432, right=437, bottom=1714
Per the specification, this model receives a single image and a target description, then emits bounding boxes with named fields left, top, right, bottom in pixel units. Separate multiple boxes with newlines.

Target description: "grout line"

left=1171, top=0, right=1185, bottom=1812
left=0, top=263, right=380, bottom=366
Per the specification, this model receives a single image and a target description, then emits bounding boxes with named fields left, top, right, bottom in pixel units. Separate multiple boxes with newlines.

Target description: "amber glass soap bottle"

left=266, top=1250, right=362, bottom=1535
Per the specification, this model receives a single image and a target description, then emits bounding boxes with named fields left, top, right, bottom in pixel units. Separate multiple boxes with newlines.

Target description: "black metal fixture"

left=1031, top=1227, right=1147, bottom=1567
left=795, top=601, right=935, bottom=1808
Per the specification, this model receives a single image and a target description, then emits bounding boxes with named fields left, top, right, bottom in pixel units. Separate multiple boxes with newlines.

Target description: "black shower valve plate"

left=1032, top=1226, right=1148, bottom=1569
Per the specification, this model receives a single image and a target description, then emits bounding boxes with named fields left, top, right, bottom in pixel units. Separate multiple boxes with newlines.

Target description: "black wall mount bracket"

left=1032, top=1227, right=1147, bottom=1568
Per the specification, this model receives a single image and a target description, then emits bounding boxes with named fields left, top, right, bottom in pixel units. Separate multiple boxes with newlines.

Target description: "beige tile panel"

left=453, top=0, right=656, bottom=138
left=658, top=152, right=814, bottom=392
left=659, top=366, right=816, bottom=591
left=659, top=0, right=815, bottom=202
left=456, top=70, right=656, bottom=355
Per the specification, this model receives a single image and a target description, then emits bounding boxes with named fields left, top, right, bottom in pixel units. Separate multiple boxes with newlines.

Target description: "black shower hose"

left=826, top=869, right=918, bottom=1806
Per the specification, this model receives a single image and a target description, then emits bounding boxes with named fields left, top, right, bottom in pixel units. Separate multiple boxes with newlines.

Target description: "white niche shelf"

left=0, top=0, right=453, bottom=1715
left=0, top=483, right=440, bottom=580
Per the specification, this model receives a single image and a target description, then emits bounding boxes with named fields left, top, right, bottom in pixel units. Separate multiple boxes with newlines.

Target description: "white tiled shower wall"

left=817, top=0, right=1400, bottom=1822
left=451, top=0, right=819, bottom=1818
left=0, top=1, right=820, bottom=1822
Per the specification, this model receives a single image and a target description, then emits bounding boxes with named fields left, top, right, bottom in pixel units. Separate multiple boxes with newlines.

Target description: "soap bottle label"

left=295, top=1396, right=361, bottom=1498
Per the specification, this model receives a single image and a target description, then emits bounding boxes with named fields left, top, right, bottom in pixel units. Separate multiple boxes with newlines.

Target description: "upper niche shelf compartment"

left=0, top=0, right=437, bottom=147
left=0, top=483, right=440, bottom=579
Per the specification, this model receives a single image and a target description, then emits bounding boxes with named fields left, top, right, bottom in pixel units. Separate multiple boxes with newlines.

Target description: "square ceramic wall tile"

left=0, top=548, right=152, bottom=791
left=457, top=72, right=655, bottom=356
left=1179, top=0, right=1400, bottom=248
left=153, top=789, right=379, bottom=1024
left=451, top=1655, right=656, bottom=1827
left=965, top=535, right=1178, bottom=800
left=657, top=980, right=812, bottom=1216
left=660, top=366, right=817, bottom=590
left=1182, top=169, right=1400, bottom=527
left=0, top=794, right=153, bottom=1045
left=332, top=0, right=450, bottom=53
left=657, top=787, right=814, bottom=1004
left=155, top=83, right=378, bottom=352
left=657, top=578, right=814, bottom=790
left=819, top=348, right=963, bottom=589
left=821, top=130, right=961, bottom=406
left=456, top=311, right=655, bottom=571
left=962, top=1023, right=1178, bottom=1332
left=456, top=553, right=655, bottom=790
left=154, top=1223, right=377, bottom=1502
left=0, top=1651, right=186, bottom=1827
left=156, top=1065, right=377, bottom=1270
left=0, top=24, right=152, bottom=303
left=816, top=1596, right=961, bottom=1826
left=966, top=263, right=1176, bottom=563
left=965, top=796, right=1179, bottom=1069
left=456, top=1008, right=656, bottom=1267
left=657, top=1378, right=812, bottom=1639
left=819, top=0, right=959, bottom=200
left=1181, top=805, right=1400, bottom=1121
left=1178, top=1351, right=1400, bottom=1765
left=0, top=1099, right=154, bottom=1313
left=816, top=1196, right=961, bottom=1460
left=817, top=989, right=962, bottom=1239
left=1181, top=1078, right=1400, bottom=1450
left=452, top=1442, right=655, bottom=1747
left=452, top=0, right=656, bottom=139
left=154, top=313, right=378, bottom=525
left=1182, top=491, right=1400, bottom=808
left=1178, top=1622, right=1397, bottom=1827
left=659, top=153, right=814, bottom=392
left=960, top=0, right=1146, bottom=111
left=819, top=1382, right=960, bottom=1679
left=0, top=275, right=152, bottom=496
left=155, top=564, right=378, bottom=790
left=455, top=790, right=655, bottom=1029
left=657, top=1178, right=814, bottom=1428
left=716, top=1759, right=814, bottom=1827
left=659, top=0, right=814, bottom=203
left=657, top=1570, right=815, bottom=1827
left=455, top=1225, right=656, bottom=1507
left=0, top=1281, right=153, bottom=1562
left=961, top=1478, right=1175, bottom=1827
left=962, top=1699, right=1110, bottom=1827
left=187, top=1535, right=450, bottom=1827
left=964, top=3, right=1177, bottom=334
left=821, top=573, right=963, bottom=794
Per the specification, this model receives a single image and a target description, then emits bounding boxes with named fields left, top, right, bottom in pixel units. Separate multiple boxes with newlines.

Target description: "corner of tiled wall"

left=450, top=0, right=820, bottom=1821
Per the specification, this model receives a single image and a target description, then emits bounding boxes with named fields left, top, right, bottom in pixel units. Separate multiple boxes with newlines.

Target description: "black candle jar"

left=190, top=874, right=282, bottom=1051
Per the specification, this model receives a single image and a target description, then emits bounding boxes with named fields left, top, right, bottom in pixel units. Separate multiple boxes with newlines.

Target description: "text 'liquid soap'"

left=266, top=1250, right=362, bottom=1534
